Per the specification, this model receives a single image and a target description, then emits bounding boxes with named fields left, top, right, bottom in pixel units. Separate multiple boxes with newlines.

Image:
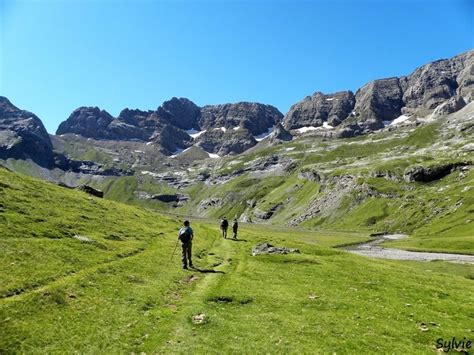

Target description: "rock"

left=354, top=77, right=404, bottom=122
left=72, top=234, right=93, bottom=242
left=0, top=96, right=55, bottom=167
left=251, top=242, right=299, bottom=256
left=196, top=127, right=257, bottom=155
left=198, top=197, right=222, bottom=212
left=289, top=174, right=364, bottom=226
left=59, top=159, right=133, bottom=176
left=199, top=102, right=283, bottom=136
left=239, top=214, right=252, bottom=223
left=298, top=169, right=322, bottom=182
left=284, top=91, right=355, bottom=129
left=404, top=162, right=471, bottom=182
left=77, top=185, right=104, bottom=198
left=268, top=123, right=293, bottom=143
left=56, top=107, right=119, bottom=139
left=431, top=96, right=466, bottom=118
left=401, top=55, right=463, bottom=110
left=156, top=97, right=201, bottom=130
left=149, top=124, right=192, bottom=155
left=253, top=204, right=282, bottom=220
left=151, top=194, right=181, bottom=203
left=286, top=49, right=474, bottom=137
left=191, top=313, right=207, bottom=324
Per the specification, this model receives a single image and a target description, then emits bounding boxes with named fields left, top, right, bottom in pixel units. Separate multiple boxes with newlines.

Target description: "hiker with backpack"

left=220, top=217, right=229, bottom=239
left=232, top=218, right=238, bottom=239
left=178, top=220, right=194, bottom=269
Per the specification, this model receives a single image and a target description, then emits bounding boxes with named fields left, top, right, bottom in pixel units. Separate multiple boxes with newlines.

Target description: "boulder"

left=77, top=185, right=104, bottom=198
left=251, top=242, right=299, bottom=256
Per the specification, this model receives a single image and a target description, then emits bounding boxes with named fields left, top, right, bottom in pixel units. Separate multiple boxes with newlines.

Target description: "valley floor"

left=2, top=223, right=474, bottom=353
left=1, top=168, right=473, bottom=353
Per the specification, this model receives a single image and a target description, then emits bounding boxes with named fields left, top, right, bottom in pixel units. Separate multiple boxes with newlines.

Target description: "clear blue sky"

left=1, top=0, right=473, bottom=133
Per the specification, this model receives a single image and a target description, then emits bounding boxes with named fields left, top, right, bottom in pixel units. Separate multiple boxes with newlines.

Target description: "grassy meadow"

left=1, top=167, right=473, bottom=353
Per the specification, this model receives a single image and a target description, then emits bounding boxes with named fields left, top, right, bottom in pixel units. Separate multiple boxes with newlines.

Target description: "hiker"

left=232, top=218, right=238, bottom=239
left=178, top=220, right=194, bottom=269
left=220, top=217, right=229, bottom=238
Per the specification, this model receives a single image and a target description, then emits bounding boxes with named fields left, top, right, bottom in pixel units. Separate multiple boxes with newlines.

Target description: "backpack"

left=221, top=219, right=228, bottom=228
left=179, top=227, right=192, bottom=243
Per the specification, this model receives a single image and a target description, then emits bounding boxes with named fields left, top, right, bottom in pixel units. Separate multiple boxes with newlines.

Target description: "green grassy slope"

left=1, top=167, right=473, bottom=353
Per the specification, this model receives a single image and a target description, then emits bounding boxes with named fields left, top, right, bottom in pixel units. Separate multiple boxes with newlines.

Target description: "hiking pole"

left=170, top=238, right=179, bottom=261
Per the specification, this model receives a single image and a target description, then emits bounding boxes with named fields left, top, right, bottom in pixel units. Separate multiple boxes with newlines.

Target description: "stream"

left=344, top=234, right=474, bottom=264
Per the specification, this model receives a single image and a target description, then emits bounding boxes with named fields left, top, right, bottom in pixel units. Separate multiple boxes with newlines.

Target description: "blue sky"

left=1, top=0, right=473, bottom=133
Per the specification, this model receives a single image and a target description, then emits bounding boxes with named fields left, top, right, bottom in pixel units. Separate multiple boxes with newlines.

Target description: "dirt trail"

left=344, top=234, right=474, bottom=264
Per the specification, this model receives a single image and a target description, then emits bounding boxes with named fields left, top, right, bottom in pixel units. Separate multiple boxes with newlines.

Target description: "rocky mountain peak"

left=56, top=107, right=115, bottom=138
left=156, top=97, right=201, bottom=130
left=285, top=49, right=474, bottom=136
left=0, top=97, right=54, bottom=167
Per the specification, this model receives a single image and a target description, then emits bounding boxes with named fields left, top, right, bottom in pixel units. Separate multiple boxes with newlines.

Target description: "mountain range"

left=0, top=49, right=473, bottom=233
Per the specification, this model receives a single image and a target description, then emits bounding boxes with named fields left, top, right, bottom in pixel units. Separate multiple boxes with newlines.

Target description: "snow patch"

left=325, top=98, right=334, bottom=101
left=170, top=147, right=192, bottom=158
left=186, top=128, right=206, bottom=139
left=384, top=115, right=411, bottom=127
left=146, top=142, right=153, bottom=146
left=133, top=150, right=144, bottom=154
left=233, top=126, right=241, bottom=131
left=296, top=126, right=319, bottom=133
left=141, top=170, right=159, bottom=177
left=284, top=147, right=295, bottom=151
left=322, top=122, right=334, bottom=129
left=254, top=126, right=275, bottom=141
left=208, top=153, right=220, bottom=159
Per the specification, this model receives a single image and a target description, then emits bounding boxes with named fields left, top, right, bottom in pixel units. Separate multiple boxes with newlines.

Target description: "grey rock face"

left=156, top=97, right=201, bottom=130
left=0, top=96, right=54, bottom=167
left=56, top=107, right=117, bottom=139
left=196, top=127, right=257, bottom=155
left=150, top=124, right=192, bottom=155
left=431, top=96, right=466, bottom=118
left=354, top=78, right=404, bottom=121
left=56, top=99, right=282, bottom=156
left=287, top=49, right=474, bottom=136
left=400, top=54, right=467, bottom=110
left=403, top=162, right=470, bottom=183
left=199, top=102, right=283, bottom=135
left=284, top=91, right=355, bottom=129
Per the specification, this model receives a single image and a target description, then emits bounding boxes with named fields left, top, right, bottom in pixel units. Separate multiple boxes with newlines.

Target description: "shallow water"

left=344, top=234, right=474, bottom=264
